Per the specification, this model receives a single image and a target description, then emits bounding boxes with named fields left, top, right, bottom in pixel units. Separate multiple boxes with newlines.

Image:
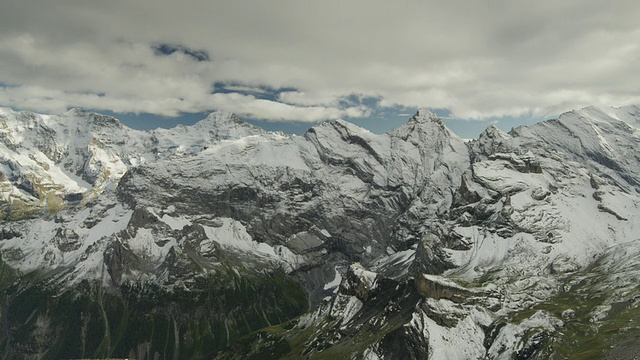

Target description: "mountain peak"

left=62, top=108, right=125, bottom=130
left=480, top=124, right=510, bottom=140
left=202, top=110, right=244, bottom=124
left=557, top=105, right=615, bottom=124
left=413, top=108, right=443, bottom=124
left=388, top=108, right=457, bottom=142
left=66, top=107, right=87, bottom=115
left=191, top=110, right=263, bottom=139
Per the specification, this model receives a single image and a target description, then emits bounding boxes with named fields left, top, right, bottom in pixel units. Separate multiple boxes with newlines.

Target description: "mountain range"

left=1, top=105, right=640, bottom=359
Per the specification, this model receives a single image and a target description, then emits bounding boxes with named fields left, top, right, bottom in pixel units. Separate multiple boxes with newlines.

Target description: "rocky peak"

left=88, top=113, right=125, bottom=130
left=469, top=125, right=513, bottom=160
left=388, top=109, right=458, bottom=144
left=191, top=110, right=264, bottom=140
left=200, top=110, right=245, bottom=125
left=66, top=107, right=87, bottom=116
left=405, top=108, right=447, bottom=131
left=414, top=108, right=443, bottom=123
left=480, top=125, right=510, bottom=140
left=26, top=108, right=126, bottom=141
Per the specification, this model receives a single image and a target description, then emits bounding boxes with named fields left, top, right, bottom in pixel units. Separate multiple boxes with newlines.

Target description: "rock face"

left=1, top=105, right=640, bottom=359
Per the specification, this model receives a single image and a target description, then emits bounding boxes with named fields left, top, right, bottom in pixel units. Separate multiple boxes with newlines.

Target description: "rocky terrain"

left=1, top=105, right=639, bottom=359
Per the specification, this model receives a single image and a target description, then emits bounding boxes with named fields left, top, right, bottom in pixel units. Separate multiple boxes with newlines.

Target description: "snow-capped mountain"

left=1, top=105, right=640, bottom=359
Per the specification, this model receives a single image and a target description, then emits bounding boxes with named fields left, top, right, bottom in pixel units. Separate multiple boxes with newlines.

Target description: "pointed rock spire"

left=388, top=108, right=458, bottom=144
left=413, top=108, right=444, bottom=124
left=479, top=124, right=510, bottom=141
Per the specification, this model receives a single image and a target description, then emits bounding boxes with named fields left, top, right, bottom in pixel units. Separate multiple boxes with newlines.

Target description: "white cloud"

left=277, top=91, right=340, bottom=107
left=206, top=93, right=371, bottom=122
left=1, top=0, right=639, bottom=123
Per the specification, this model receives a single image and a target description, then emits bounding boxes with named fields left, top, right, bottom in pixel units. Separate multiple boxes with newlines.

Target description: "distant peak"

left=204, top=110, right=243, bottom=122
left=388, top=108, right=461, bottom=144
left=195, top=110, right=262, bottom=128
left=191, top=111, right=264, bottom=139
left=64, top=108, right=124, bottom=129
left=403, top=108, right=447, bottom=130
left=557, top=105, right=619, bottom=126
left=412, top=108, right=442, bottom=123
left=66, top=107, right=88, bottom=116
left=304, top=119, right=371, bottom=140
left=193, top=111, right=244, bottom=128
left=480, top=124, right=510, bottom=140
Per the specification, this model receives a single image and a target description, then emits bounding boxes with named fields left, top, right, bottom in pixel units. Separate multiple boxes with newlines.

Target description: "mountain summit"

left=1, top=106, right=640, bottom=358
left=190, top=110, right=264, bottom=139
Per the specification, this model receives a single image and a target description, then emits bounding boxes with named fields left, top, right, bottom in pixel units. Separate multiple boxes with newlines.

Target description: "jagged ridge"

left=1, top=105, right=640, bottom=359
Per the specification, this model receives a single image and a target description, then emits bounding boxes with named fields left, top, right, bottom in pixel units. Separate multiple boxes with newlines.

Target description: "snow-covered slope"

left=1, top=105, right=640, bottom=359
left=0, top=108, right=264, bottom=215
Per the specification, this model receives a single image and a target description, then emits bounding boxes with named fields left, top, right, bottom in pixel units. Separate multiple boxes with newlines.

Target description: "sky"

left=1, top=1, right=639, bottom=138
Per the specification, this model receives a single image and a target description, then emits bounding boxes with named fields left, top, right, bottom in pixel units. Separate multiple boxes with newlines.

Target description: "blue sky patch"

left=152, top=43, right=210, bottom=62
left=212, top=82, right=296, bottom=102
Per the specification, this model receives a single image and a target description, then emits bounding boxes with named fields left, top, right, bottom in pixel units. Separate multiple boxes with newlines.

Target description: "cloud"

left=1, top=0, right=639, bottom=123
left=0, top=84, right=370, bottom=122
left=206, top=93, right=371, bottom=122
left=278, top=91, right=340, bottom=107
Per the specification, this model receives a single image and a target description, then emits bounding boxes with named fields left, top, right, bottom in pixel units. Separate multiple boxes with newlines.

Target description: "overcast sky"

left=1, top=0, right=639, bottom=137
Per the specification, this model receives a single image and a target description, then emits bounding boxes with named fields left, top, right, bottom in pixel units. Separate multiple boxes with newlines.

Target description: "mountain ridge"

left=1, top=105, right=640, bottom=359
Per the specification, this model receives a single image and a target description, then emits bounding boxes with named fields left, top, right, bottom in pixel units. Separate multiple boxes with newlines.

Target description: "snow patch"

left=323, top=267, right=343, bottom=293
left=202, top=217, right=304, bottom=270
